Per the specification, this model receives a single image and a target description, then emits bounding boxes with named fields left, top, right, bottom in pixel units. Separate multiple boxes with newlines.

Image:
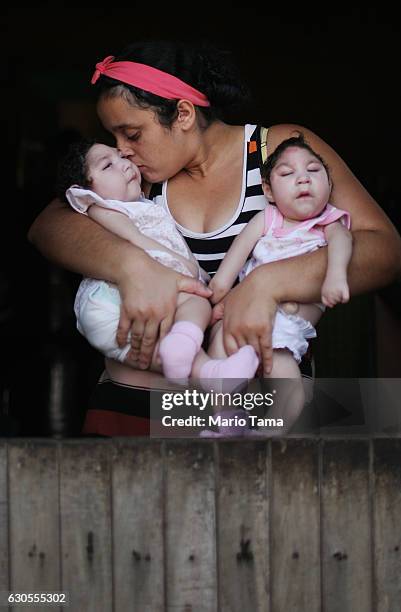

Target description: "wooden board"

left=270, top=439, right=321, bottom=611
left=321, top=439, right=371, bottom=611
left=59, top=441, right=112, bottom=611
left=112, top=439, right=165, bottom=612
left=8, top=441, right=60, bottom=611
left=0, top=442, right=8, bottom=593
left=373, top=439, right=401, bottom=612
left=165, top=441, right=218, bottom=611
left=217, top=440, right=269, bottom=612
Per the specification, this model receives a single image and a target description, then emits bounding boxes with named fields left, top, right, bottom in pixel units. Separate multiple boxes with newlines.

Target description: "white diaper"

left=74, top=280, right=130, bottom=363
left=272, top=309, right=317, bottom=363
left=74, top=259, right=209, bottom=364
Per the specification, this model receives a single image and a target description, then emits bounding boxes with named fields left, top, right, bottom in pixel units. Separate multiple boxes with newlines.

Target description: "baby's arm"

left=321, top=221, right=353, bottom=307
left=87, top=205, right=199, bottom=278
left=209, top=211, right=265, bottom=304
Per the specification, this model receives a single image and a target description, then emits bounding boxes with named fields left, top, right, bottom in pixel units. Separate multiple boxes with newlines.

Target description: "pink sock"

left=199, top=345, right=259, bottom=393
left=159, top=321, right=204, bottom=380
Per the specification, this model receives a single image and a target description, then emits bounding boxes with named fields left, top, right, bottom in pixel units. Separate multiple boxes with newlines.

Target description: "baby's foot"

left=199, top=345, right=259, bottom=393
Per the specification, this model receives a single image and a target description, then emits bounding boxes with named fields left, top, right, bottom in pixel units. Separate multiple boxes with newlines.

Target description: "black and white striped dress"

left=149, top=124, right=267, bottom=278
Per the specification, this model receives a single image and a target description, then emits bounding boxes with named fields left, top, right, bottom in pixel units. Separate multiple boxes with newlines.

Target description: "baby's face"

left=86, top=144, right=142, bottom=201
left=264, top=146, right=331, bottom=221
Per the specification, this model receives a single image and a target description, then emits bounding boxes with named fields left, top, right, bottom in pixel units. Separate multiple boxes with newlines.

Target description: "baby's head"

left=261, top=134, right=332, bottom=221
left=57, top=139, right=142, bottom=202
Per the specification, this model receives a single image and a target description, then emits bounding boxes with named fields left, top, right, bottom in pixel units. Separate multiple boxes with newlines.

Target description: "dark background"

left=1, top=6, right=400, bottom=436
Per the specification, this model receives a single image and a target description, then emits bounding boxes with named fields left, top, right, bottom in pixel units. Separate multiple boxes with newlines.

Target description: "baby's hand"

left=208, top=278, right=230, bottom=305
left=321, top=274, right=350, bottom=308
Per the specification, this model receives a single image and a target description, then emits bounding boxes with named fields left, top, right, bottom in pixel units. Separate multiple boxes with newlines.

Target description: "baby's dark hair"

left=261, top=133, right=330, bottom=184
left=95, top=39, right=250, bottom=128
left=56, top=138, right=97, bottom=202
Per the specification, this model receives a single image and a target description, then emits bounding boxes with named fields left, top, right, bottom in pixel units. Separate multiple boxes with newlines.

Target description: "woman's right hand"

left=117, top=258, right=212, bottom=370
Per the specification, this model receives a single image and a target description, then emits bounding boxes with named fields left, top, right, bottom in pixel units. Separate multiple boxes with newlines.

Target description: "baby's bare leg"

left=296, top=303, right=323, bottom=327
left=174, top=292, right=212, bottom=329
left=206, top=321, right=227, bottom=359
left=259, top=349, right=305, bottom=436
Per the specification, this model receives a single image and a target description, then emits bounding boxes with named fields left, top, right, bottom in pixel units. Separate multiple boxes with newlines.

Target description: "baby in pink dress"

left=206, top=133, right=353, bottom=436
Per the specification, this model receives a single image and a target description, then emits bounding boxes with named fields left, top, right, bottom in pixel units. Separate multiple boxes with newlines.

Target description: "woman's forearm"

left=28, top=199, right=148, bottom=282
left=256, top=227, right=401, bottom=303
left=347, top=228, right=401, bottom=291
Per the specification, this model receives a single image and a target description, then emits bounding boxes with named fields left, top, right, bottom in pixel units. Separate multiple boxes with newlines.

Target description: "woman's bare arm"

left=28, top=198, right=143, bottom=280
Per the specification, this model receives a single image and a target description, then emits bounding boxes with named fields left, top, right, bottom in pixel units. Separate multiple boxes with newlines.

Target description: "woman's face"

left=97, top=95, right=189, bottom=184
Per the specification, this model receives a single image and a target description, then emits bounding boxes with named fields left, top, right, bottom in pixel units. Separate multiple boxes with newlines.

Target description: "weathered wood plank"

left=0, top=442, right=8, bottom=592
left=112, top=440, right=164, bottom=612
left=60, top=442, right=112, bottom=612
left=165, top=441, right=217, bottom=611
left=2, top=435, right=401, bottom=612
left=8, top=441, right=60, bottom=609
left=321, top=440, right=371, bottom=611
left=217, top=441, right=269, bottom=612
left=373, top=439, right=401, bottom=612
left=270, top=439, right=320, bottom=611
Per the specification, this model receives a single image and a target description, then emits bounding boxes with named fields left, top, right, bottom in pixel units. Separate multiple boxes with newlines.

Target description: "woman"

left=29, top=40, right=401, bottom=436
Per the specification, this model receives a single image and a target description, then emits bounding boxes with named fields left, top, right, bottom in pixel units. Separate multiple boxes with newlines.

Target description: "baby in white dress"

left=58, top=140, right=259, bottom=385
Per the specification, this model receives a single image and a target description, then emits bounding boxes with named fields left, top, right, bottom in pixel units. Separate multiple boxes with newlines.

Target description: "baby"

left=57, top=139, right=259, bottom=387
left=207, top=134, right=353, bottom=435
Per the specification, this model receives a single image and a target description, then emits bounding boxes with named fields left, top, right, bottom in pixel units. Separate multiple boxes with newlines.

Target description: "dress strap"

left=263, top=204, right=283, bottom=235
left=260, top=127, right=270, bottom=164
left=273, top=206, right=284, bottom=230
left=317, top=203, right=351, bottom=229
left=263, top=205, right=273, bottom=235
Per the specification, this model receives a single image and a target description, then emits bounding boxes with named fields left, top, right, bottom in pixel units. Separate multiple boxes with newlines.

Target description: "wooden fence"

left=0, top=437, right=400, bottom=612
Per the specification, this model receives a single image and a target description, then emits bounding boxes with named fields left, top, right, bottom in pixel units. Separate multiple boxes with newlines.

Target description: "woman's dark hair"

left=261, top=133, right=330, bottom=184
left=95, top=39, right=251, bottom=128
left=56, top=139, right=97, bottom=202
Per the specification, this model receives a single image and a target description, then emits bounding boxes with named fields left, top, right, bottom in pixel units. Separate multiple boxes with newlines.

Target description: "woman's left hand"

left=221, top=268, right=278, bottom=375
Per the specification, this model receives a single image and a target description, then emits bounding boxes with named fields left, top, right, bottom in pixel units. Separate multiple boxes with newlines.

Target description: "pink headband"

left=91, top=55, right=210, bottom=107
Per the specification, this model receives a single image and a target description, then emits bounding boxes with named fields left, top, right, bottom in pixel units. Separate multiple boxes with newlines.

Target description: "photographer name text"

left=161, top=414, right=284, bottom=427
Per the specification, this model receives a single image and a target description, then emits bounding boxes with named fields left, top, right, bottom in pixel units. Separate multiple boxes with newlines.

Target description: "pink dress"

left=240, top=203, right=351, bottom=362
